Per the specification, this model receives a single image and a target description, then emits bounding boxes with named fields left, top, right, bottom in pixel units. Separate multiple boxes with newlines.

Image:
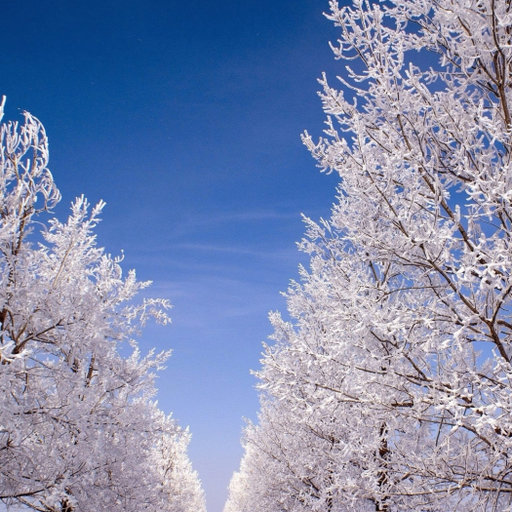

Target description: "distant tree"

left=153, top=416, right=206, bottom=512
left=226, top=0, right=512, bottom=510
left=0, top=99, right=206, bottom=512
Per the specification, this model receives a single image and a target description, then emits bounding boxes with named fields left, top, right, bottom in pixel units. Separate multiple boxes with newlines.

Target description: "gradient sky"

left=1, top=2, right=345, bottom=510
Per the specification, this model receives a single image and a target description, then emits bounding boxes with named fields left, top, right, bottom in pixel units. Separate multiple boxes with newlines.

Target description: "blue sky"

left=1, top=2, right=344, bottom=510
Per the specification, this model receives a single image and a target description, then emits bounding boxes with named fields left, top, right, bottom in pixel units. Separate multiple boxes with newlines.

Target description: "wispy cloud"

left=175, top=207, right=333, bottom=230
left=189, top=209, right=301, bottom=224
left=171, top=242, right=298, bottom=258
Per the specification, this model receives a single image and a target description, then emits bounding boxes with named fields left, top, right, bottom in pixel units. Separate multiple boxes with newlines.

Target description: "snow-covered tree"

left=226, top=0, right=512, bottom=510
left=0, top=99, right=205, bottom=512
left=152, top=414, right=206, bottom=512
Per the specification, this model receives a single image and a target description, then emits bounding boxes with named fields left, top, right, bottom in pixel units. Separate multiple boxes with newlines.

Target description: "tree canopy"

left=0, top=100, right=206, bottom=512
left=225, top=0, right=512, bottom=510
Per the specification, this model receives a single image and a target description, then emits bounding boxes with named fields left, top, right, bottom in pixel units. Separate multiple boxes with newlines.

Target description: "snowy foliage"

left=0, top=100, right=205, bottom=512
left=226, top=0, right=512, bottom=510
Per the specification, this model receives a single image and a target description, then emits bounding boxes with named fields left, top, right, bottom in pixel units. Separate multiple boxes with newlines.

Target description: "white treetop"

left=226, top=0, right=512, bottom=510
left=0, top=102, right=206, bottom=512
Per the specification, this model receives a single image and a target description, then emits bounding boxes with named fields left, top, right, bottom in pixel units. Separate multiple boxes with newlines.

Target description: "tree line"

left=0, top=99, right=206, bottom=512
left=225, top=0, right=512, bottom=510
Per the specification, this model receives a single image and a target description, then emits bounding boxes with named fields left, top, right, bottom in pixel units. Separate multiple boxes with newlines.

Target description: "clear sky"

left=1, top=2, right=344, bottom=510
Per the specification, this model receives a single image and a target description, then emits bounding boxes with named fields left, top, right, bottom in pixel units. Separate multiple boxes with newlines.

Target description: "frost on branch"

left=0, top=103, right=205, bottom=512
left=226, top=1, right=512, bottom=511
